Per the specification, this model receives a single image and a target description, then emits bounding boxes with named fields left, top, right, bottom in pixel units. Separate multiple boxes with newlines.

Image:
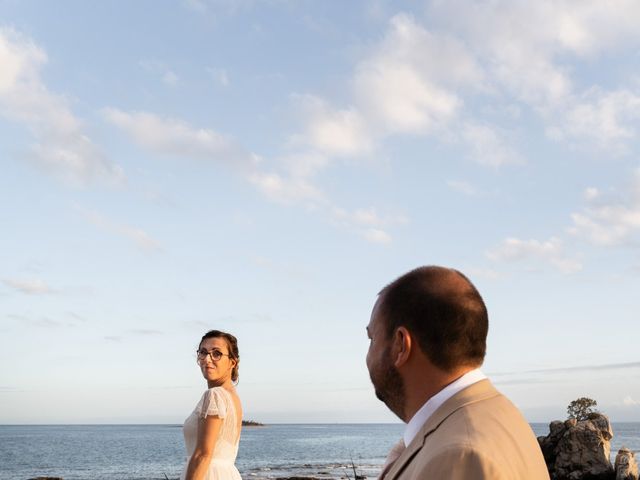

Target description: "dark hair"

left=378, top=266, right=488, bottom=372
left=199, top=330, right=240, bottom=383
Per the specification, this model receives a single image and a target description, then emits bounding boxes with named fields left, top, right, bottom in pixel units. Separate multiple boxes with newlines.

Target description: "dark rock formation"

left=242, top=419, right=265, bottom=427
left=615, top=448, right=639, bottom=480
left=538, top=413, right=615, bottom=479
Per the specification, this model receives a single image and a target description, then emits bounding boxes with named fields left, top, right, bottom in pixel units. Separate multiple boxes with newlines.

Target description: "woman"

left=181, top=330, right=243, bottom=480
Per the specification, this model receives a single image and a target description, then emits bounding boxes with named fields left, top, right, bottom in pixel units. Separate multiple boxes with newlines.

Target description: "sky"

left=1, top=0, right=640, bottom=424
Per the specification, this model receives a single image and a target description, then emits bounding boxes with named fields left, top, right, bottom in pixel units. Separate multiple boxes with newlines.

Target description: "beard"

left=370, top=353, right=406, bottom=421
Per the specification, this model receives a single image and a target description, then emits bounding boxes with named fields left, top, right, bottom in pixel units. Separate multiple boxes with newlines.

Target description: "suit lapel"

left=384, top=379, right=499, bottom=480
left=382, top=432, right=425, bottom=480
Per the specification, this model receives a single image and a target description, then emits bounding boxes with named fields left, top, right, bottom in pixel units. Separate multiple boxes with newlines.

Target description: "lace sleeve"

left=195, top=387, right=228, bottom=419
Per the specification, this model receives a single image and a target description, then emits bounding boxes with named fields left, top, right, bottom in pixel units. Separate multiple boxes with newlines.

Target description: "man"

left=366, top=266, right=549, bottom=480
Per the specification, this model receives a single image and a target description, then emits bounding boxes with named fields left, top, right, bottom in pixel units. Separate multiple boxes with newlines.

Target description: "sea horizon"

left=2, top=420, right=639, bottom=426
left=2, top=422, right=639, bottom=479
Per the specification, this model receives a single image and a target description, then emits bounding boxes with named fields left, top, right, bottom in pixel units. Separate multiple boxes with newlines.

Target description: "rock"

left=588, top=413, right=613, bottom=441
left=615, top=447, right=639, bottom=480
left=565, top=418, right=577, bottom=429
left=539, top=420, right=570, bottom=470
left=538, top=413, right=615, bottom=479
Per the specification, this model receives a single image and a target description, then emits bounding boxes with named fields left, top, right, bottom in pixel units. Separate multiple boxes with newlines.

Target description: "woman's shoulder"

left=202, top=386, right=237, bottom=406
left=204, top=386, right=234, bottom=398
left=196, top=387, right=234, bottom=418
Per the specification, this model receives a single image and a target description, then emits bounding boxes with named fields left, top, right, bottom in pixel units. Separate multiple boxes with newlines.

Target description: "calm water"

left=0, top=423, right=638, bottom=480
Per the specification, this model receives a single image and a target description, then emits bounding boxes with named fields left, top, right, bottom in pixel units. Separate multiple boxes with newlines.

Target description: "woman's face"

left=197, top=336, right=236, bottom=387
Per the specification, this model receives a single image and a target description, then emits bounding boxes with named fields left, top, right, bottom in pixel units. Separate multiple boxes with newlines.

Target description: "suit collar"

left=403, top=369, right=487, bottom=447
left=383, top=379, right=499, bottom=480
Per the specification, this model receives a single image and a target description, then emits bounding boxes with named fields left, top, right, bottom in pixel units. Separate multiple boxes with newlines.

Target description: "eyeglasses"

left=196, top=348, right=231, bottom=362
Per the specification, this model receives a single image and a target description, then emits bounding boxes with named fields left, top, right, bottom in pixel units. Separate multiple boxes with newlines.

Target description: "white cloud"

left=356, top=63, right=460, bottom=134
left=279, top=152, right=329, bottom=179
left=466, top=268, right=503, bottom=281
left=569, top=171, right=640, bottom=246
left=103, top=108, right=258, bottom=170
left=289, top=13, right=528, bottom=172
left=352, top=208, right=388, bottom=228
left=207, top=67, right=230, bottom=87
left=2, top=278, right=55, bottom=295
left=549, top=88, right=640, bottom=152
left=462, top=123, right=524, bottom=167
left=487, top=237, right=582, bottom=273
left=425, top=1, right=640, bottom=153
left=76, top=206, right=162, bottom=251
left=248, top=171, right=325, bottom=205
left=184, top=0, right=207, bottom=12
left=162, top=70, right=179, bottom=86
left=330, top=206, right=407, bottom=245
left=435, top=1, right=640, bottom=104
left=332, top=206, right=407, bottom=229
left=247, top=172, right=406, bottom=244
left=354, top=13, right=479, bottom=134
left=363, top=228, right=392, bottom=245
left=291, top=95, right=373, bottom=157
left=139, top=59, right=180, bottom=87
left=584, top=188, right=600, bottom=201
left=447, top=180, right=478, bottom=196
left=183, top=0, right=257, bottom=13
left=0, top=28, right=124, bottom=186
left=623, top=396, right=640, bottom=406
left=104, top=106, right=400, bottom=244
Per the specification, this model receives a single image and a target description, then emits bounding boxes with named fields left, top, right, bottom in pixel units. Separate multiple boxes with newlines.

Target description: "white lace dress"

left=180, top=387, right=242, bottom=480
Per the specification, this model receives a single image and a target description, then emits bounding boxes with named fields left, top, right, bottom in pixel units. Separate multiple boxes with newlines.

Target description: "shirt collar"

left=403, top=368, right=487, bottom=447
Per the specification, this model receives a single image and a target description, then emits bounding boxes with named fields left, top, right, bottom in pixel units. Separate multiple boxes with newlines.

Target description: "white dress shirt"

left=403, top=368, right=487, bottom=447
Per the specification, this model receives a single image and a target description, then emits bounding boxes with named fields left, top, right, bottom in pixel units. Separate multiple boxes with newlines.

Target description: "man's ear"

left=392, top=326, right=412, bottom=368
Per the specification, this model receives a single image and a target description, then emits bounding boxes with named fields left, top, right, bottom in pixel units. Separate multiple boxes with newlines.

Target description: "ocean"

left=1, top=423, right=639, bottom=480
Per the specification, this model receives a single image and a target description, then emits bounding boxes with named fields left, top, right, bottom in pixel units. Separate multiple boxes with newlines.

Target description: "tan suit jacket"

left=384, top=379, right=549, bottom=480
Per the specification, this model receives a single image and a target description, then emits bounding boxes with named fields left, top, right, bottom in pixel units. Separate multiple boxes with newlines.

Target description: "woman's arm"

left=183, top=415, right=223, bottom=480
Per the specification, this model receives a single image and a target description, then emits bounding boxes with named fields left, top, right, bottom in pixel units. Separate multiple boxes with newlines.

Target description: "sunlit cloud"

left=248, top=171, right=325, bottom=205
left=487, top=236, right=582, bottom=273
left=104, top=108, right=259, bottom=170
left=462, top=122, right=524, bottom=167
left=363, top=228, right=392, bottom=245
left=0, top=28, right=124, bottom=186
left=2, top=278, right=56, bottom=295
left=290, top=94, right=374, bottom=157
left=465, top=268, right=503, bottom=281
left=139, top=59, right=180, bottom=87
left=428, top=0, right=640, bottom=152
left=355, top=13, right=481, bottom=134
left=331, top=206, right=408, bottom=245
left=207, top=67, right=230, bottom=87
left=447, top=180, right=479, bottom=196
left=548, top=88, right=640, bottom=153
left=76, top=205, right=162, bottom=251
left=104, top=107, right=402, bottom=244
left=569, top=170, right=640, bottom=247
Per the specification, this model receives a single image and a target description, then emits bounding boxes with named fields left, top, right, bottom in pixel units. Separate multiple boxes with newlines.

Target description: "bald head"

left=378, top=266, right=488, bottom=372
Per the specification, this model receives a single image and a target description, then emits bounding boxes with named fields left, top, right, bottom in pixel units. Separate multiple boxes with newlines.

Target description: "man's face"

left=366, top=295, right=406, bottom=420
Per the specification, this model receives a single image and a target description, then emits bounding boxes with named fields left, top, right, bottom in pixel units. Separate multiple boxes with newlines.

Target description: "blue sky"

left=2, top=0, right=640, bottom=424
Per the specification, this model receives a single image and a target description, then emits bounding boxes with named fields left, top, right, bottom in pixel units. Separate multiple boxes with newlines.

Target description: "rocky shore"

left=537, top=413, right=638, bottom=479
